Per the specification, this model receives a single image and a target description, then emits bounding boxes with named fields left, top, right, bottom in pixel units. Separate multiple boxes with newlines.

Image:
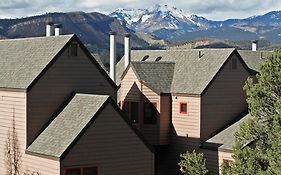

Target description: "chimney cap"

left=54, top=24, right=62, bottom=28
left=109, top=31, right=116, bottom=35
left=47, top=22, right=54, bottom=25
left=252, top=40, right=258, bottom=43
left=124, top=33, right=130, bottom=37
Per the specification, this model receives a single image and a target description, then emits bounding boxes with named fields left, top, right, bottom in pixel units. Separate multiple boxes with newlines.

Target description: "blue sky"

left=1, top=0, right=281, bottom=20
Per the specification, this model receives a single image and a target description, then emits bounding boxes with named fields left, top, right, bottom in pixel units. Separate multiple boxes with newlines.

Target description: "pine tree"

left=178, top=150, right=208, bottom=175
left=222, top=49, right=281, bottom=174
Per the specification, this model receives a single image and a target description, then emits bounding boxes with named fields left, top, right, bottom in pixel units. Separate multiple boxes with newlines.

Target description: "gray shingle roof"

left=202, top=113, right=252, bottom=151
left=130, top=61, right=175, bottom=93
left=238, top=50, right=273, bottom=73
left=27, top=93, right=109, bottom=158
left=0, top=35, right=74, bottom=89
left=117, top=49, right=236, bottom=94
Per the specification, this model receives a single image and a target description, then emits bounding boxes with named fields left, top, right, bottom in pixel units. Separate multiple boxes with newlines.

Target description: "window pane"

left=66, top=168, right=81, bottom=175
left=180, top=103, right=187, bottom=114
left=123, top=101, right=130, bottom=118
left=131, top=102, right=139, bottom=123
left=144, top=102, right=157, bottom=124
left=83, top=167, right=97, bottom=175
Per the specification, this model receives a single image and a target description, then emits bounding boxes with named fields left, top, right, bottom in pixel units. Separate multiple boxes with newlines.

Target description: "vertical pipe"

left=54, top=24, right=62, bottom=36
left=110, top=31, right=116, bottom=82
left=252, top=40, right=257, bottom=51
left=46, top=22, right=53, bottom=37
left=124, top=33, right=131, bottom=69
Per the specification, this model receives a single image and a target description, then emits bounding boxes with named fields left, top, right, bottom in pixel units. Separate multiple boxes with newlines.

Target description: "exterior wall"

left=202, top=149, right=233, bottom=175
left=23, top=155, right=60, bottom=174
left=27, top=41, right=116, bottom=146
left=0, top=90, right=59, bottom=174
left=171, top=95, right=201, bottom=151
left=201, top=54, right=249, bottom=141
left=159, top=95, right=171, bottom=145
left=120, top=67, right=161, bottom=145
left=61, top=104, right=154, bottom=175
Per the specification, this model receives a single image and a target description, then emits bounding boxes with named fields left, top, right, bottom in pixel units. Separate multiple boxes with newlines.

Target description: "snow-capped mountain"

left=110, top=5, right=281, bottom=43
left=109, top=4, right=209, bottom=32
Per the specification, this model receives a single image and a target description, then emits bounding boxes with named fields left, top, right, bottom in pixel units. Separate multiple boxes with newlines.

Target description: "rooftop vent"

left=199, top=51, right=204, bottom=59
left=142, top=55, right=149, bottom=61
left=155, top=56, right=162, bottom=62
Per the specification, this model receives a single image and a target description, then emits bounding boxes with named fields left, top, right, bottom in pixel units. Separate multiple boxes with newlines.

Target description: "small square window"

left=180, top=102, right=188, bottom=114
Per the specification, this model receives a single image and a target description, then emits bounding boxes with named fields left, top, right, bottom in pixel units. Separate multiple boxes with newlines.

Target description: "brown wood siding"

left=61, top=104, right=154, bottom=175
left=0, top=90, right=60, bottom=174
left=120, top=67, right=161, bottom=145
left=159, top=95, right=171, bottom=145
left=171, top=95, right=201, bottom=151
left=201, top=55, right=249, bottom=141
left=27, top=42, right=116, bottom=146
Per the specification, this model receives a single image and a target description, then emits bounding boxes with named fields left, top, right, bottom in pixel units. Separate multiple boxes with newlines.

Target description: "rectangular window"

left=65, top=167, right=98, bottom=175
left=83, top=167, right=98, bottom=175
left=143, top=102, right=157, bottom=124
left=69, top=43, right=78, bottom=56
left=131, top=102, right=139, bottom=123
left=121, top=101, right=139, bottom=123
left=66, top=168, right=81, bottom=175
left=122, top=101, right=130, bottom=117
left=180, top=102, right=188, bottom=114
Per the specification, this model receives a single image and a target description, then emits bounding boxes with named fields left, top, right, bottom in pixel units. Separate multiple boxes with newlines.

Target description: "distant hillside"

left=169, top=38, right=277, bottom=51
left=0, top=12, right=151, bottom=64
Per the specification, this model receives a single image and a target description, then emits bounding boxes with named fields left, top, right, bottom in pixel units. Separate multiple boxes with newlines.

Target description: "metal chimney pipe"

left=46, top=22, right=53, bottom=37
left=252, top=40, right=257, bottom=51
left=109, top=31, right=116, bottom=82
left=124, top=33, right=131, bottom=70
left=54, top=24, right=62, bottom=36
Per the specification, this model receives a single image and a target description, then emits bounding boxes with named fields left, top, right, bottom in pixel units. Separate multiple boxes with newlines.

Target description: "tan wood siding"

left=27, top=42, right=116, bottom=146
left=120, top=67, right=162, bottom=145
left=202, top=149, right=233, bottom=175
left=61, top=104, right=154, bottom=175
left=159, top=95, right=171, bottom=145
left=201, top=55, right=249, bottom=141
left=23, top=155, right=60, bottom=174
left=171, top=95, right=201, bottom=151
left=0, top=90, right=59, bottom=174
left=0, top=90, right=26, bottom=173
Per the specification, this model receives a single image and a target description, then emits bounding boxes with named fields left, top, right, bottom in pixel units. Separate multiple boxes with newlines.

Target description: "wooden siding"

left=159, top=95, right=171, bottom=145
left=0, top=90, right=26, bottom=173
left=27, top=41, right=116, bottom=146
left=171, top=95, right=201, bottom=151
left=23, top=154, right=60, bottom=174
left=0, top=90, right=60, bottom=174
left=120, top=67, right=162, bottom=145
left=61, top=104, right=154, bottom=175
left=201, top=54, right=249, bottom=141
left=202, top=149, right=233, bottom=175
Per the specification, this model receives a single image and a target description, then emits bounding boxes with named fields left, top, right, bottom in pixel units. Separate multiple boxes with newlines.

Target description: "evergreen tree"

left=179, top=150, right=208, bottom=175
left=222, top=49, right=281, bottom=174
